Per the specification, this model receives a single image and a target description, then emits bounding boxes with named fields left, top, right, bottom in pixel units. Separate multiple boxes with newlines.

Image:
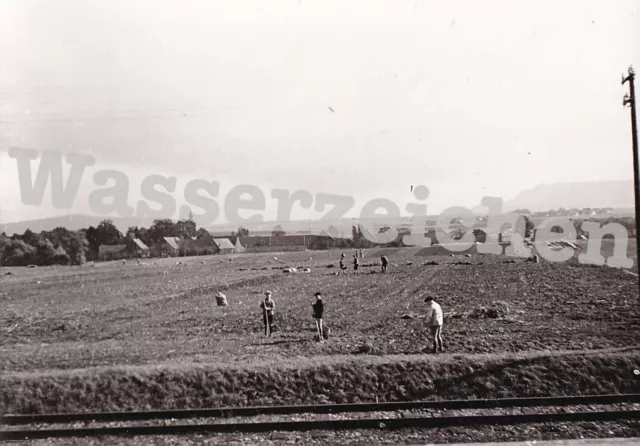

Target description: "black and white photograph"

left=0, top=1, right=639, bottom=445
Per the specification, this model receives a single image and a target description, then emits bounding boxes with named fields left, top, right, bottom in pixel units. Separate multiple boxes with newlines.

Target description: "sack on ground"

left=215, top=292, right=227, bottom=306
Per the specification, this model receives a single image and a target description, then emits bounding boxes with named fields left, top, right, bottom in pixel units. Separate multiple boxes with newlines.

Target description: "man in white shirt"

left=424, top=296, right=444, bottom=353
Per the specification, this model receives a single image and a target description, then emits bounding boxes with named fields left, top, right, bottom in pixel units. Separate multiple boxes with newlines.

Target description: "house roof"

left=317, top=231, right=335, bottom=240
left=162, top=237, right=181, bottom=250
left=213, top=238, right=235, bottom=250
left=132, top=238, right=149, bottom=250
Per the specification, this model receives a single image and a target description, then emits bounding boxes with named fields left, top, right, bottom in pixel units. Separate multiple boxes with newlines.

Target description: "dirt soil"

left=1, top=244, right=638, bottom=372
left=1, top=243, right=639, bottom=419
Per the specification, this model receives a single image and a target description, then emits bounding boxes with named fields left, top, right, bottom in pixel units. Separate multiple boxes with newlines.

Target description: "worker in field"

left=353, top=253, right=360, bottom=274
left=381, top=255, right=389, bottom=273
left=312, top=292, right=324, bottom=342
left=260, top=291, right=276, bottom=336
left=424, top=296, right=444, bottom=353
left=338, top=253, right=347, bottom=275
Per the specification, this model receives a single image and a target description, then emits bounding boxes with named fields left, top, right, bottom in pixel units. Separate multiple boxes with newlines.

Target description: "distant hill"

left=0, top=215, right=152, bottom=235
left=2, top=180, right=636, bottom=236
left=0, top=214, right=411, bottom=238
left=472, top=180, right=635, bottom=213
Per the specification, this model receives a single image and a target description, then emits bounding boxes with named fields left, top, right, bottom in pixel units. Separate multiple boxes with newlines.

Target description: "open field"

left=1, top=239, right=639, bottom=415
left=2, top=240, right=638, bottom=372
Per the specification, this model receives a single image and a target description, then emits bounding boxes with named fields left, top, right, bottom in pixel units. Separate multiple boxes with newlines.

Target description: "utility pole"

left=622, top=66, right=640, bottom=274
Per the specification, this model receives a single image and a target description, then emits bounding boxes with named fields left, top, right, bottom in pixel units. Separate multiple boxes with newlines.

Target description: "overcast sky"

left=0, top=0, right=638, bottom=225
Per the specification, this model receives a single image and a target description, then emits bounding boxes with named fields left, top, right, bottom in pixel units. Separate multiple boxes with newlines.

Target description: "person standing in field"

left=312, top=292, right=324, bottom=342
left=424, top=296, right=444, bottom=353
left=381, top=255, right=389, bottom=273
left=338, top=253, right=347, bottom=275
left=353, top=254, right=360, bottom=274
left=260, top=291, right=276, bottom=336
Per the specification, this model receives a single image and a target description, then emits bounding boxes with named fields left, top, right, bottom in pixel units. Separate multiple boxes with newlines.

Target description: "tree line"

left=0, top=215, right=216, bottom=267
left=0, top=227, right=89, bottom=267
left=0, top=212, right=633, bottom=267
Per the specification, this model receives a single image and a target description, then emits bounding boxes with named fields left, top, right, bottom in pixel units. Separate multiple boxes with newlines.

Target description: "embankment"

left=2, top=349, right=639, bottom=414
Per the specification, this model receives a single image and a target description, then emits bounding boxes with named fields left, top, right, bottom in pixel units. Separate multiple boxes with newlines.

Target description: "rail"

left=1, top=410, right=638, bottom=441
left=1, top=393, right=639, bottom=441
left=3, top=393, right=638, bottom=426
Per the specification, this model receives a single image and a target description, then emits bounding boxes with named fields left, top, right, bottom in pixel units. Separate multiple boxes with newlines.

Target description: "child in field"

left=353, top=254, right=360, bottom=274
left=381, top=255, right=389, bottom=273
left=312, top=292, right=324, bottom=342
left=424, top=296, right=444, bottom=353
left=260, top=291, right=275, bottom=336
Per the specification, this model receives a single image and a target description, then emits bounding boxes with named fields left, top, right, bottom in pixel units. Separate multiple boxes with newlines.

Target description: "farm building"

left=99, top=239, right=150, bottom=261
left=208, top=231, right=243, bottom=246
left=238, top=236, right=272, bottom=250
left=325, top=225, right=345, bottom=238
left=271, top=235, right=308, bottom=250
left=238, top=235, right=307, bottom=252
left=181, top=235, right=218, bottom=256
left=236, top=233, right=341, bottom=252
left=152, top=237, right=182, bottom=257
left=307, top=232, right=336, bottom=250
left=164, top=236, right=181, bottom=250
left=127, top=238, right=150, bottom=256
left=146, top=235, right=241, bottom=257
left=213, top=238, right=236, bottom=254
left=98, top=244, right=127, bottom=261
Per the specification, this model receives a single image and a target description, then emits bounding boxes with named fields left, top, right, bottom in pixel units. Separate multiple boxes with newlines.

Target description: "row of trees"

left=82, top=219, right=201, bottom=260
left=353, top=215, right=536, bottom=249
left=121, top=219, right=210, bottom=249
left=0, top=213, right=212, bottom=266
left=0, top=228, right=89, bottom=266
left=1, top=212, right=634, bottom=267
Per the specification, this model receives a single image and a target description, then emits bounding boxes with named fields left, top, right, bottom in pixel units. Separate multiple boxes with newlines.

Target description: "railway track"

left=2, top=394, right=638, bottom=441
